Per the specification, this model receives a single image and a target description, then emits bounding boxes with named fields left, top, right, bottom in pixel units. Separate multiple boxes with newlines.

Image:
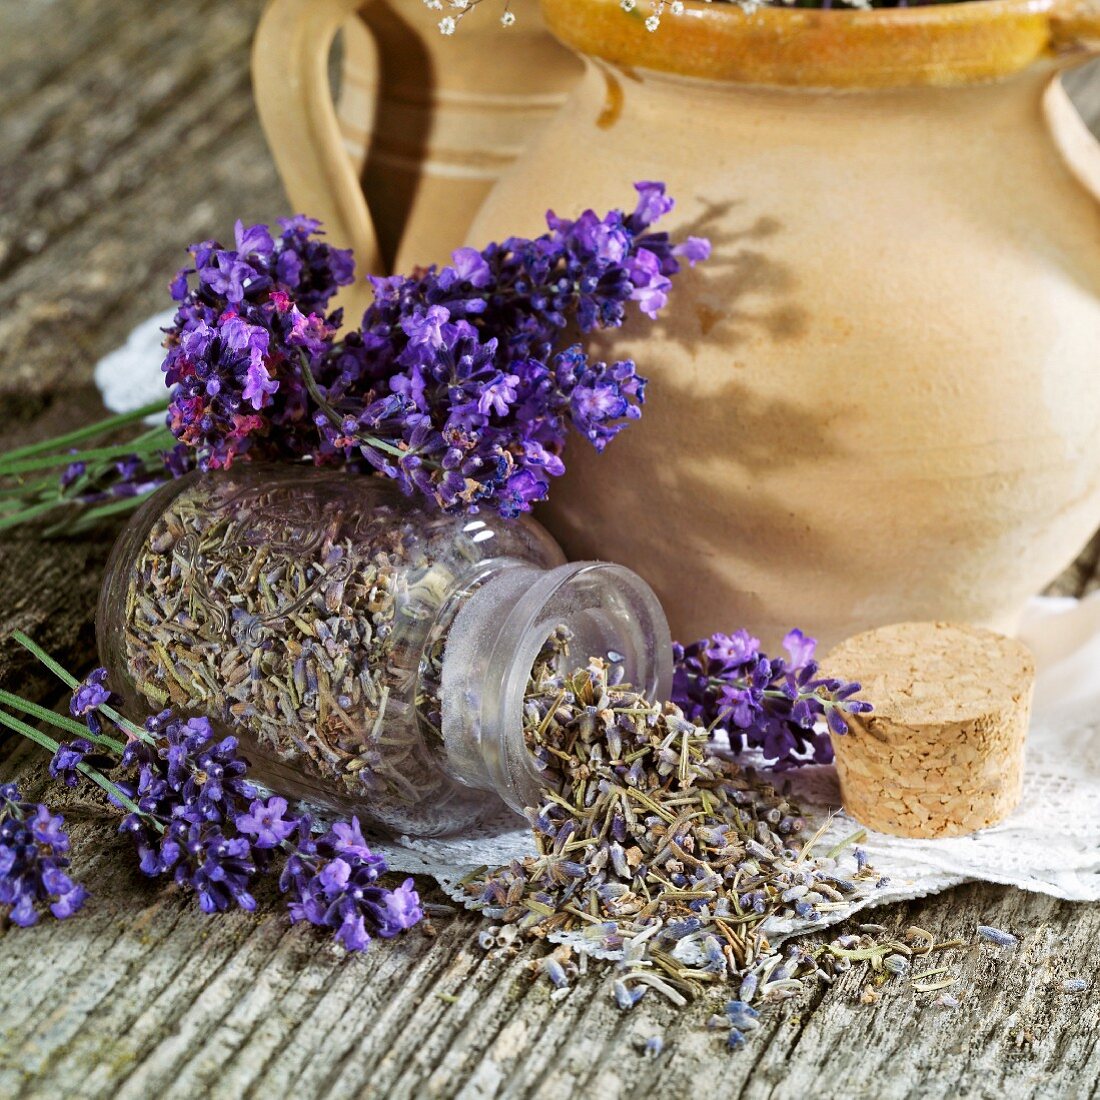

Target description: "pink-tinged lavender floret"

left=162, top=216, right=352, bottom=470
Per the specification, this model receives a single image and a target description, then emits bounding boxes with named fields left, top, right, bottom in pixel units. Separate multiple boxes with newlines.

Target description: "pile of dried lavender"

left=459, top=647, right=879, bottom=1036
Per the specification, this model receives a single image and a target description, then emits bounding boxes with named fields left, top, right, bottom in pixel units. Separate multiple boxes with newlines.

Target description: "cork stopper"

left=823, top=621, right=1034, bottom=839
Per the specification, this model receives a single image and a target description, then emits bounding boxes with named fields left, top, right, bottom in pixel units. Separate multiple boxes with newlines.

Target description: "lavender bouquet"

left=0, top=181, right=705, bottom=531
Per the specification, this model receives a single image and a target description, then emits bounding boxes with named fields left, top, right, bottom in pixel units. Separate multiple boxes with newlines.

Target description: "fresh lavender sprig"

left=672, top=628, right=871, bottom=769
left=0, top=402, right=178, bottom=535
left=0, top=634, right=422, bottom=946
left=0, top=783, right=87, bottom=927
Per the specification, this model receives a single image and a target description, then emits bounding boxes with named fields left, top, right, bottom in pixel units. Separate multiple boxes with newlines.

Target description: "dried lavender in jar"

left=97, top=466, right=671, bottom=837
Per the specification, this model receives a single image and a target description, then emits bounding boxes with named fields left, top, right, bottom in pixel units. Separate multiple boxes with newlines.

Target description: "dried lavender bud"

left=1061, top=978, right=1088, bottom=993
left=977, top=925, right=1019, bottom=948
left=642, top=1036, right=664, bottom=1058
left=541, top=957, right=569, bottom=989
left=614, top=980, right=645, bottom=1010
left=883, top=954, right=910, bottom=976
left=739, top=972, right=759, bottom=1004
left=725, top=1001, right=760, bottom=1030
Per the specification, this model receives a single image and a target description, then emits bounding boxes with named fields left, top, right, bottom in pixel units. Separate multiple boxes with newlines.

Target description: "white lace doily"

left=97, top=315, right=1100, bottom=946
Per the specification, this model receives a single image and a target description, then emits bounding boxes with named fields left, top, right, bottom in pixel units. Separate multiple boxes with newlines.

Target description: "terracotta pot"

left=466, top=0, right=1100, bottom=649
left=252, top=0, right=582, bottom=316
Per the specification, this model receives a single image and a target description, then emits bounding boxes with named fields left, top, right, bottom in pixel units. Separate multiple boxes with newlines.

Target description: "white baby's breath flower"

left=645, top=13, right=660, bottom=30
left=423, top=0, right=443, bottom=8
left=452, top=0, right=469, bottom=9
left=438, top=15, right=456, bottom=34
left=621, top=0, right=636, bottom=10
left=670, top=0, right=685, bottom=12
left=501, top=9, right=516, bottom=25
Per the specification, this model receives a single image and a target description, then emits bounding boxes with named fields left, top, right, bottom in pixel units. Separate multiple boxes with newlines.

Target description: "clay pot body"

left=465, top=0, right=1100, bottom=648
left=253, top=0, right=582, bottom=310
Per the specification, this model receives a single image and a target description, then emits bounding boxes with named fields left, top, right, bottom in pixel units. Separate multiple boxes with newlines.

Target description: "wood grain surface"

left=1, top=3, right=1099, bottom=1097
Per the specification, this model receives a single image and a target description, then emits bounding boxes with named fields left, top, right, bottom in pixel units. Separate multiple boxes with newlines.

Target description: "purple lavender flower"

left=672, top=628, right=871, bottom=769
left=380, top=878, right=423, bottom=933
left=280, top=815, right=422, bottom=950
left=236, top=796, right=297, bottom=849
left=48, top=738, right=93, bottom=788
left=0, top=784, right=87, bottom=926
left=60, top=460, right=86, bottom=489
left=163, top=217, right=353, bottom=470
left=70, top=667, right=112, bottom=735
left=113, top=710, right=260, bottom=911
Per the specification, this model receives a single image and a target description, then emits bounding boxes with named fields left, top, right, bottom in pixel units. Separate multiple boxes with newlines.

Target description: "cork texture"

left=823, top=621, right=1035, bottom=838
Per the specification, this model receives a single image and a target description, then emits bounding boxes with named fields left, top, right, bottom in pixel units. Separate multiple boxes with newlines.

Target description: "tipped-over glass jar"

left=97, top=466, right=671, bottom=837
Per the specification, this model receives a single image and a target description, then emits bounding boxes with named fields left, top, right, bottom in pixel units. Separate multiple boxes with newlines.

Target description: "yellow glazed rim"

left=539, top=0, right=1100, bottom=87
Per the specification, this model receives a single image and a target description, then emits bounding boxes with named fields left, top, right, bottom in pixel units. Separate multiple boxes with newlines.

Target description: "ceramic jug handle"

left=252, top=0, right=382, bottom=288
left=1044, top=5, right=1100, bottom=208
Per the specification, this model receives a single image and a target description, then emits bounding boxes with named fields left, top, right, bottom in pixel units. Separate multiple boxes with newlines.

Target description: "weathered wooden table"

left=2, top=3, right=1099, bottom=1096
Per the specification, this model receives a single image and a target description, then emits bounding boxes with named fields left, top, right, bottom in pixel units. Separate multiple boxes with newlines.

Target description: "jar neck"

left=438, top=560, right=671, bottom=814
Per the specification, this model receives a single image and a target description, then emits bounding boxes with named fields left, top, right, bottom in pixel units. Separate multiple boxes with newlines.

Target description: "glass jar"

left=97, top=466, right=671, bottom=837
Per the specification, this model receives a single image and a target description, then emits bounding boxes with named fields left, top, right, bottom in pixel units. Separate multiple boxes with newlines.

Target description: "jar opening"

left=440, top=561, right=672, bottom=815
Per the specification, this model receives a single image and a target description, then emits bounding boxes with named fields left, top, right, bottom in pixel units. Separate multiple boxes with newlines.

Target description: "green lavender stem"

left=11, top=631, right=151, bottom=745
left=49, top=493, right=150, bottom=535
left=0, top=499, right=71, bottom=531
left=297, top=352, right=420, bottom=465
left=10, top=631, right=83, bottom=690
left=0, top=707, right=146, bottom=820
left=0, top=689, right=127, bottom=755
left=0, top=435, right=172, bottom=476
left=0, top=401, right=169, bottom=472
